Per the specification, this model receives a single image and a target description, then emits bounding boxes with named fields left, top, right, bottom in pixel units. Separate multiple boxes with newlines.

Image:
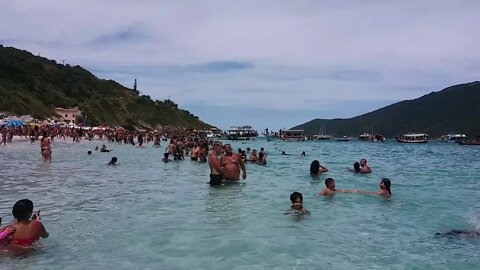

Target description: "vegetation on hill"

left=292, top=81, right=480, bottom=138
left=0, top=45, right=213, bottom=129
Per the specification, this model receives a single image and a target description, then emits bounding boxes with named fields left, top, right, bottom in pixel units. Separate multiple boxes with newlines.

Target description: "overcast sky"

left=1, top=0, right=479, bottom=131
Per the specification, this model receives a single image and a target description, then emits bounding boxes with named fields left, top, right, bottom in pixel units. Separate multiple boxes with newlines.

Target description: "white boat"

left=196, top=130, right=215, bottom=139
left=313, top=125, right=330, bottom=140
left=359, top=133, right=372, bottom=141
left=396, top=133, right=429, bottom=143
left=225, top=125, right=258, bottom=140
left=439, top=134, right=467, bottom=143
left=277, top=129, right=306, bottom=141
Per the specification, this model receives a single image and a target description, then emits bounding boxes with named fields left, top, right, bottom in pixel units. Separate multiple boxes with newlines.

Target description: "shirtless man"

left=318, top=178, right=355, bottom=196
left=208, top=143, right=223, bottom=185
left=220, top=144, right=246, bottom=181
left=0, top=127, right=6, bottom=146
left=360, top=159, right=372, bottom=173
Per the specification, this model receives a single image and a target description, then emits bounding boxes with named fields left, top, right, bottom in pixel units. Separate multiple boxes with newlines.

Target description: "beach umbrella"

left=5, top=119, right=25, bottom=127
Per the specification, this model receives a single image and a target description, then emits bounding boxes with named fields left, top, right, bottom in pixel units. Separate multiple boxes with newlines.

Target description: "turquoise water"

left=1, top=138, right=479, bottom=269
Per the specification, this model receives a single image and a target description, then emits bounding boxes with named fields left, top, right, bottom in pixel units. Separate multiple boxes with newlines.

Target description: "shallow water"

left=1, top=138, right=479, bottom=269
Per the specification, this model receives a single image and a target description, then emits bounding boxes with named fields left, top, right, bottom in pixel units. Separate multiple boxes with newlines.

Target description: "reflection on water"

left=0, top=139, right=479, bottom=269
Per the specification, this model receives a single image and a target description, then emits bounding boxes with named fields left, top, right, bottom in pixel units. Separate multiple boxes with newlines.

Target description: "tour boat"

left=396, top=133, right=429, bottom=143
left=277, top=129, right=306, bottom=142
left=439, top=134, right=467, bottom=143
left=359, top=133, right=372, bottom=141
left=225, top=126, right=258, bottom=140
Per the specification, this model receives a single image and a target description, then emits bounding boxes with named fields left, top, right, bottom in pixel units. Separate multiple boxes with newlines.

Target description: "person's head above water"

left=108, top=157, right=118, bottom=165
left=290, top=191, right=303, bottom=210
left=12, top=199, right=34, bottom=221
left=325, top=178, right=335, bottom=189
left=281, top=151, right=286, bottom=155
left=353, top=162, right=361, bottom=172
left=88, top=151, right=92, bottom=155
left=310, top=160, right=321, bottom=174
left=360, top=159, right=367, bottom=166
left=380, top=178, right=392, bottom=194
left=301, top=151, right=306, bottom=156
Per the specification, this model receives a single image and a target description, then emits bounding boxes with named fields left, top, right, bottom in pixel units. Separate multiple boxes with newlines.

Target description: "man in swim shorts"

left=220, top=144, right=246, bottom=181
left=208, top=143, right=223, bottom=185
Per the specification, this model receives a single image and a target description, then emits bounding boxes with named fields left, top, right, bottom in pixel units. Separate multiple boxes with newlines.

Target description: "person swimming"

left=285, top=192, right=310, bottom=215
left=436, top=230, right=480, bottom=238
left=100, top=145, right=111, bottom=152
left=87, top=151, right=92, bottom=155
left=108, top=157, right=118, bottom=165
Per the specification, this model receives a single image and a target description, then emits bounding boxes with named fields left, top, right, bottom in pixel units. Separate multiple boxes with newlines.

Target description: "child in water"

left=286, top=192, right=310, bottom=215
left=1, top=199, right=49, bottom=247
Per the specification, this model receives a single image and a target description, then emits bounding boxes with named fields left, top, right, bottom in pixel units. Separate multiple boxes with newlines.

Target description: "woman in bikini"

left=40, top=134, right=52, bottom=162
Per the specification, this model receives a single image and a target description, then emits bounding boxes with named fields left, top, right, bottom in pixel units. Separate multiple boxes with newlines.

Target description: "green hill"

left=0, top=45, right=213, bottom=129
left=292, top=81, right=480, bottom=138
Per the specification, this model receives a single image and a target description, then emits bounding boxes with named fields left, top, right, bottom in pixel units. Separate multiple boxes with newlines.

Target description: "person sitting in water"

left=100, top=145, right=111, bottom=152
left=354, top=178, right=392, bottom=197
left=257, top=151, right=267, bottom=165
left=318, top=178, right=356, bottom=196
left=286, top=192, right=310, bottom=215
left=310, top=160, right=328, bottom=175
left=3, top=199, right=49, bottom=247
left=360, top=159, right=372, bottom=173
left=162, top=153, right=172, bottom=163
left=108, top=157, right=118, bottom=165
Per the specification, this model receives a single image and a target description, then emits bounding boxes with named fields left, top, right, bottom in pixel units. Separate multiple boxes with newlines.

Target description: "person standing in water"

left=220, top=144, right=246, bottom=182
left=40, top=133, right=52, bottom=162
left=208, top=143, right=223, bottom=185
left=360, top=159, right=372, bottom=173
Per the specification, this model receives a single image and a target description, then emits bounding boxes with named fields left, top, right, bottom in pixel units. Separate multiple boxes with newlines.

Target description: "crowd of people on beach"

left=1, top=124, right=476, bottom=256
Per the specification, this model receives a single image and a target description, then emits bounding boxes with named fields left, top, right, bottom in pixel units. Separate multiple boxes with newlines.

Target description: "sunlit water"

left=1, top=138, right=479, bottom=269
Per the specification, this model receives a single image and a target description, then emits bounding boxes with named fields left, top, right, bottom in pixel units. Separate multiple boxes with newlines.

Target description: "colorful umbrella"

left=5, top=119, right=25, bottom=127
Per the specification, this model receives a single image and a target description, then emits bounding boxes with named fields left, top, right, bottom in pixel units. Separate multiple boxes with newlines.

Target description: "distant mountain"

left=0, top=45, right=212, bottom=129
left=292, top=82, right=480, bottom=138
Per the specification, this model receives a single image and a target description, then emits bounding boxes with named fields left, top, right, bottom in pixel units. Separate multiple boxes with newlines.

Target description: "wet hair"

left=12, top=199, right=34, bottom=220
left=353, top=162, right=361, bottom=172
left=325, top=178, right=335, bottom=187
left=290, top=192, right=303, bottom=203
left=281, top=151, right=286, bottom=155
left=258, top=152, right=265, bottom=159
left=310, top=160, right=320, bottom=174
left=163, top=153, right=169, bottom=159
left=87, top=151, right=92, bottom=155
left=382, top=178, right=392, bottom=194
left=109, top=157, right=118, bottom=164
left=301, top=151, right=306, bottom=156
